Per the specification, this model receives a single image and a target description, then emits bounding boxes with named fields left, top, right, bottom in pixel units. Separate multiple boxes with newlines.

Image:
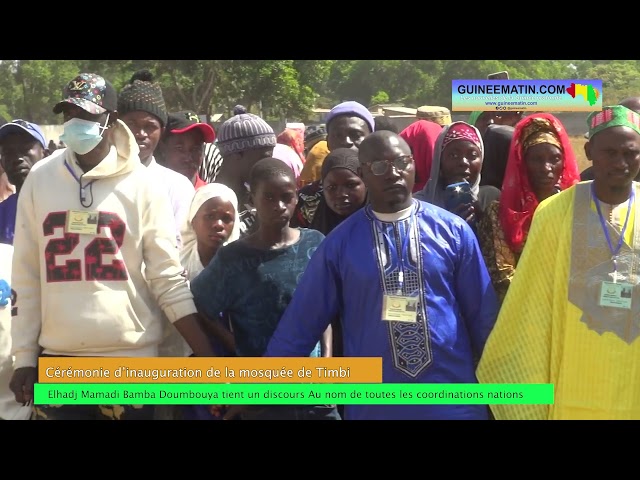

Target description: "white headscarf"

left=414, top=121, right=484, bottom=207
left=179, top=183, right=240, bottom=282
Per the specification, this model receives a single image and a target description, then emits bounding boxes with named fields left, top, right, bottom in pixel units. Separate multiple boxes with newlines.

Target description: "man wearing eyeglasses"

left=0, top=119, right=49, bottom=245
left=264, top=130, right=498, bottom=420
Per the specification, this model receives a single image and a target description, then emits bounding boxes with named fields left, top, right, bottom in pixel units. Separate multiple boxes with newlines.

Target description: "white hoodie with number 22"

left=11, top=120, right=197, bottom=368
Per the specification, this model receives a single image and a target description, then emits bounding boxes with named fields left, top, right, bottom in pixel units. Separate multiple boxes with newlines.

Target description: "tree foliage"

left=1, top=60, right=638, bottom=125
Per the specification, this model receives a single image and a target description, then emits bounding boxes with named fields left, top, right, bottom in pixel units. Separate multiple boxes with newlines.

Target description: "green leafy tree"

left=213, top=61, right=321, bottom=121
left=2, top=60, right=640, bottom=128
left=11, top=60, right=82, bottom=124
left=0, top=61, right=19, bottom=120
left=148, top=60, right=225, bottom=121
left=582, top=62, right=640, bottom=105
left=431, top=60, right=509, bottom=109
left=371, top=90, right=390, bottom=105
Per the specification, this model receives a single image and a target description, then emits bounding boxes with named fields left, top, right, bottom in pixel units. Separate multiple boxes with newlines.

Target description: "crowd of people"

left=1, top=69, right=639, bottom=420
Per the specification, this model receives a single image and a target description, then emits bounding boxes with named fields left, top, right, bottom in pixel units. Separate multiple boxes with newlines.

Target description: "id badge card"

left=66, top=210, right=99, bottom=235
left=599, top=281, right=633, bottom=310
left=382, top=294, right=418, bottom=323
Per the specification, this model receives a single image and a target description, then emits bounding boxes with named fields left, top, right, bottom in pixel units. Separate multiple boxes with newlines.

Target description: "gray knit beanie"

left=217, top=113, right=277, bottom=156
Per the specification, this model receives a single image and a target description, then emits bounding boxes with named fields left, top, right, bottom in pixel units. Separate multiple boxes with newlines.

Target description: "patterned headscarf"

left=415, top=121, right=484, bottom=207
left=441, top=122, right=482, bottom=150
left=587, top=105, right=640, bottom=139
left=277, top=127, right=306, bottom=165
left=521, top=117, right=562, bottom=152
left=499, top=113, right=580, bottom=253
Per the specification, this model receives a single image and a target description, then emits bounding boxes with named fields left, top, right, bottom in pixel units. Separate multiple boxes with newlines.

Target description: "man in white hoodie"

left=9, top=73, right=214, bottom=420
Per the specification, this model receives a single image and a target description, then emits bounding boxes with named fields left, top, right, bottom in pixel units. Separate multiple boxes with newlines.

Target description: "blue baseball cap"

left=0, top=119, right=47, bottom=149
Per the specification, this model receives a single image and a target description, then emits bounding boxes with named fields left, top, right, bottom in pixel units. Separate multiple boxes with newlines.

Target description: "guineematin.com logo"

left=566, top=82, right=600, bottom=106
left=451, top=79, right=603, bottom=112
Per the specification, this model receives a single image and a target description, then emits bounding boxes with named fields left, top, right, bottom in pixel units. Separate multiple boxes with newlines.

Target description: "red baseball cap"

left=166, top=111, right=215, bottom=142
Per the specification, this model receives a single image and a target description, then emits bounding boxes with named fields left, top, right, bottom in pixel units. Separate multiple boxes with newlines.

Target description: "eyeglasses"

left=366, top=155, right=412, bottom=176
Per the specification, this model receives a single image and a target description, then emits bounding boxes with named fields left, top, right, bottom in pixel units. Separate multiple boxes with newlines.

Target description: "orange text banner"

left=37, top=357, right=382, bottom=384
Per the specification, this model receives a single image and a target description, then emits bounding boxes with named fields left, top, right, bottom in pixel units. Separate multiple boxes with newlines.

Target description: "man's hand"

left=9, top=367, right=37, bottom=405
left=452, top=202, right=475, bottom=225
left=173, top=313, right=216, bottom=357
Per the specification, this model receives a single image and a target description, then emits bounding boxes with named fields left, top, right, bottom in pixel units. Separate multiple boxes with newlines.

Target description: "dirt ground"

left=569, top=135, right=590, bottom=173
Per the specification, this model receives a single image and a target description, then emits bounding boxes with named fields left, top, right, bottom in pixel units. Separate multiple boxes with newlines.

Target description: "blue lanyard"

left=377, top=208, right=414, bottom=295
left=64, top=160, right=97, bottom=204
left=592, top=182, right=634, bottom=273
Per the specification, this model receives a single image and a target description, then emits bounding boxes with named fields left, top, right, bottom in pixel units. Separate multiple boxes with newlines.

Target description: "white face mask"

left=59, top=114, right=110, bottom=155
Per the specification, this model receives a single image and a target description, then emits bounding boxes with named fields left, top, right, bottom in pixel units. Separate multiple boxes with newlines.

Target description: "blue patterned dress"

left=190, top=228, right=327, bottom=420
